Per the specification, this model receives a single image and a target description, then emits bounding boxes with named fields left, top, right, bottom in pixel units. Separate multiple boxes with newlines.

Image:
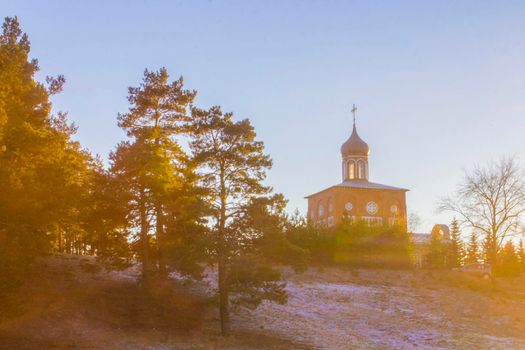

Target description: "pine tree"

left=115, top=68, right=196, bottom=279
left=448, top=218, right=465, bottom=267
left=465, top=233, right=480, bottom=264
left=249, top=194, right=309, bottom=273
left=425, top=230, right=444, bottom=269
left=0, top=17, right=94, bottom=309
left=162, top=160, right=209, bottom=278
left=518, top=240, right=525, bottom=272
left=81, top=163, right=133, bottom=268
left=110, top=140, right=154, bottom=277
left=189, top=106, right=284, bottom=336
left=498, top=241, right=520, bottom=277
left=481, top=234, right=493, bottom=264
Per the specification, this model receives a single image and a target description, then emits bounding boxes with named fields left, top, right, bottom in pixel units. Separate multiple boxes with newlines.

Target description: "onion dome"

left=341, top=124, right=369, bottom=157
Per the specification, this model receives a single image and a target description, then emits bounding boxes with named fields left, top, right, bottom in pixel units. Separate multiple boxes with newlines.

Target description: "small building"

left=305, top=108, right=409, bottom=228
left=412, top=224, right=451, bottom=268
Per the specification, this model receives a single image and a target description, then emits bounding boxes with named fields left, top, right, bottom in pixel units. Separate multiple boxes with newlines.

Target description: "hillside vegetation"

left=2, top=255, right=525, bottom=349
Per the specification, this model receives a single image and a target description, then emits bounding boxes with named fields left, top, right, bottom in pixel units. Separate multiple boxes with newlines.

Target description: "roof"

left=411, top=231, right=452, bottom=245
left=337, top=180, right=409, bottom=191
left=341, top=124, right=370, bottom=157
left=412, top=233, right=431, bottom=245
left=305, top=180, right=409, bottom=198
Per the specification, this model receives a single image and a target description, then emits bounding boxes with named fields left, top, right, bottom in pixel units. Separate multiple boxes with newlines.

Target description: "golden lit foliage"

left=0, top=16, right=96, bottom=311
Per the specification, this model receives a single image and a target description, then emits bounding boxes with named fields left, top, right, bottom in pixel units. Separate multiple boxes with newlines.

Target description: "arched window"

left=318, top=204, right=324, bottom=217
left=357, top=160, right=364, bottom=179
left=348, top=161, right=355, bottom=179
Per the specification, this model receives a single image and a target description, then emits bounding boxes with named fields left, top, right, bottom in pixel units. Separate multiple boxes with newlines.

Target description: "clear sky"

left=3, top=0, right=525, bottom=232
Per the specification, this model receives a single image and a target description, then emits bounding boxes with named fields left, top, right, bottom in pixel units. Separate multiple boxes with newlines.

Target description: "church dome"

left=341, top=124, right=369, bottom=157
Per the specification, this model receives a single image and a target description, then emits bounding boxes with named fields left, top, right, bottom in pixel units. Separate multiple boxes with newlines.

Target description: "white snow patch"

left=232, top=270, right=525, bottom=349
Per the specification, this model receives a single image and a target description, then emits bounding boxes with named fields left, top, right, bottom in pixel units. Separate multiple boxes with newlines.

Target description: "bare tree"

left=439, top=157, right=525, bottom=267
left=407, top=212, right=423, bottom=233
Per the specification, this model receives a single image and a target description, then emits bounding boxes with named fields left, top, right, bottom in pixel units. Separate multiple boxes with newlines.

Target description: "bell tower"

left=340, top=104, right=369, bottom=182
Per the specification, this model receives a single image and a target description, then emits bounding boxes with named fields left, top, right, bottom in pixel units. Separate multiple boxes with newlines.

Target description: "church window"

left=318, top=204, right=324, bottom=217
left=361, top=216, right=383, bottom=227
left=388, top=217, right=399, bottom=226
left=348, top=161, right=355, bottom=179
left=366, top=201, right=378, bottom=215
left=358, top=160, right=364, bottom=179
left=344, top=202, right=353, bottom=211
left=390, top=205, right=398, bottom=214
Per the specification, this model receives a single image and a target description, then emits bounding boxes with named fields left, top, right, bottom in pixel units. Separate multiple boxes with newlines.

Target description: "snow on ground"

left=69, top=258, right=525, bottom=349
left=5, top=256, right=525, bottom=349
left=230, top=268, right=525, bottom=349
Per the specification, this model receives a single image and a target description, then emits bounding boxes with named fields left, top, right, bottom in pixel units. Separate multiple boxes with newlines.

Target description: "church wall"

left=307, top=187, right=407, bottom=228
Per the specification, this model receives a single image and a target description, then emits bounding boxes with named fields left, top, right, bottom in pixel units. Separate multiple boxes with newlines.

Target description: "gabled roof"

left=305, top=180, right=409, bottom=198
left=412, top=231, right=452, bottom=245
left=412, top=233, right=431, bottom=245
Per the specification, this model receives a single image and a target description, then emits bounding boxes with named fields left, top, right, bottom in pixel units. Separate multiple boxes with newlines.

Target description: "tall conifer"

left=465, top=233, right=480, bottom=264
left=448, top=218, right=465, bottom=267
left=518, top=240, right=525, bottom=272
left=115, top=68, right=195, bottom=278
left=189, top=106, right=285, bottom=335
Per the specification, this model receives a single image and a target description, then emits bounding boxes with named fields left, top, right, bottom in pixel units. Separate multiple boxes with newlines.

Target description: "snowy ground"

left=232, top=268, right=525, bottom=349
left=2, top=256, right=525, bottom=349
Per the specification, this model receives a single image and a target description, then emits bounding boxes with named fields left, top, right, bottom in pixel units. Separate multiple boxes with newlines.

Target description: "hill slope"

left=2, top=256, right=525, bottom=349
left=0, top=255, right=304, bottom=349
left=236, top=268, right=525, bottom=349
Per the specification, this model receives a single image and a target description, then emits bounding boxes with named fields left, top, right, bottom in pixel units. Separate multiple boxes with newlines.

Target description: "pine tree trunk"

left=156, top=201, right=166, bottom=276
left=65, top=228, right=71, bottom=254
left=153, top=121, right=166, bottom=276
left=139, top=188, right=150, bottom=282
left=218, top=165, right=230, bottom=336
left=58, top=224, right=63, bottom=253
left=218, top=254, right=230, bottom=336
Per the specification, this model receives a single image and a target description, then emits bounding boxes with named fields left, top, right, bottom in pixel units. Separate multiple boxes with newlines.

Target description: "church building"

left=306, top=106, right=408, bottom=228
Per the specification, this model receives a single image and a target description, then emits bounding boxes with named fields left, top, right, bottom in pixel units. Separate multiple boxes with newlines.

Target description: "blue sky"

left=3, top=0, right=525, bottom=232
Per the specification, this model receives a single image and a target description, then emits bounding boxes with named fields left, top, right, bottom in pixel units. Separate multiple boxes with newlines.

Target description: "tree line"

left=436, top=157, right=525, bottom=276
left=424, top=218, right=525, bottom=277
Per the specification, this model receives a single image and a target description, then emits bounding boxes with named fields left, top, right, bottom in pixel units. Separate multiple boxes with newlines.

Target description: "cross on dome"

left=341, top=104, right=369, bottom=158
left=351, top=104, right=357, bottom=125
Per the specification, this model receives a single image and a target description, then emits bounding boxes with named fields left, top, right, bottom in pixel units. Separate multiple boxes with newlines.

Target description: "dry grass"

left=3, top=257, right=525, bottom=349
left=0, top=255, right=304, bottom=350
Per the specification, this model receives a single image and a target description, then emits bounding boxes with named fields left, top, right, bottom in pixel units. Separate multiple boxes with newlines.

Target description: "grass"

left=0, top=254, right=310, bottom=349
